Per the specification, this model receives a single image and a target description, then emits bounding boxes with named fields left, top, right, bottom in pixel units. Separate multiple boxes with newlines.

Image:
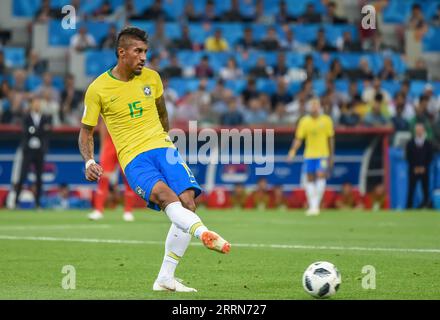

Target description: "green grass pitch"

left=0, top=208, right=439, bottom=299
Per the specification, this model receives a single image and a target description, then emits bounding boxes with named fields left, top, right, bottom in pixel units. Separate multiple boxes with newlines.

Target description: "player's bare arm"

left=288, top=138, right=302, bottom=161
left=78, top=123, right=103, bottom=181
left=156, top=95, right=169, bottom=132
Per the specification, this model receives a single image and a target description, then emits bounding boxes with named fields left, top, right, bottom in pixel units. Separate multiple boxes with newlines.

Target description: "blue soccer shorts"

left=124, top=147, right=202, bottom=211
left=304, top=158, right=328, bottom=175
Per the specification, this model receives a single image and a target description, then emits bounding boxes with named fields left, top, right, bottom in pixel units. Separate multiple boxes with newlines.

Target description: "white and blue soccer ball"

left=302, top=261, right=341, bottom=298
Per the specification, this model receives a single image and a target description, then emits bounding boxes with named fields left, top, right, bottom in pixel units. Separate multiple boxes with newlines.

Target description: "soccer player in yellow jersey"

left=287, top=99, right=335, bottom=216
left=78, top=27, right=230, bottom=292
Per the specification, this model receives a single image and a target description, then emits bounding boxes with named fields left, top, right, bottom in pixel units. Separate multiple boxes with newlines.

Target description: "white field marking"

left=0, top=225, right=111, bottom=231
left=0, top=235, right=439, bottom=254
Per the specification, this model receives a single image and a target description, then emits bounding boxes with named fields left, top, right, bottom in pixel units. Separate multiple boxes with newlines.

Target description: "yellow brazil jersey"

left=82, top=67, right=174, bottom=171
left=295, top=114, right=334, bottom=159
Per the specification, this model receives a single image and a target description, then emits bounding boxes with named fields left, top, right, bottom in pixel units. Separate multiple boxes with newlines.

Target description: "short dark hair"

left=115, top=26, right=148, bottom=58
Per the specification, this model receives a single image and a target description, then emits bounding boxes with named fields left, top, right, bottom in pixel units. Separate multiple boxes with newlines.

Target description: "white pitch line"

left=0, top=235, right=439, bottom=254
left=0, top=225, right=111, bottom=231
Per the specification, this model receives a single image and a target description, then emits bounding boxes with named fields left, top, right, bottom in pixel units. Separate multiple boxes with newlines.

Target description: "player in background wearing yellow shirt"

left=287, top=99, right=335, bottom=216
left=78, top=27, right=230, bottom=293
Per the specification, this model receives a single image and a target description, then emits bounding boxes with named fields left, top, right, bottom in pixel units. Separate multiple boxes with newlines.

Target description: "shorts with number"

left=304, top=158, right=328, bottom=174
left=124, top=147, right=202, bottom=211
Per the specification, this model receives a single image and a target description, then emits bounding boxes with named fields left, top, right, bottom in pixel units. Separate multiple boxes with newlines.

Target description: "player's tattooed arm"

left=78, top=124, right=95, bottom=161
left=79, top=124, right=103, bottom=181
left=155, top=95, right=169, bottom=132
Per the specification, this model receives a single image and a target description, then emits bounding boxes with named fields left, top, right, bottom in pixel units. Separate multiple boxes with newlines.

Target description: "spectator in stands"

left=363, top=93, right=390, bottom=127
left=236, top=27, right=258, bottom=51
left=10, top=69, right=30, bottom=124
left=337, top=31, right=362, bottom=52
left=431, top=4, right=440, bottom=26
left=170, top=25, right=193, bottom=50
left=352, top=57, right=374, bottom=81
left=347, top=81, right=363, bottom=107
left=408, top=3, right=427, bottom=30
left=362, top=77, right=391, bottom=104
left=244, top=97, right=268, bottom=124
left=231, top=184, right=248, bottom=209
left=271, top=78, right=292, bottom=110
left=313, top=28, right=336, bottom=52
left=259, top=26, right=281, bottom=51
left=42, top=183, right=87, bottom=210
left=111, top=0, right=136, bottom=23
left=421, top=84, right=440, bottom=120
left=391, top=91, right=414, bottom=121
left=34, top=0, right=62, bottom=23
left=39, top=88, right=61, bottom=127
left=137, top=0, right=168, bottom=20
left=220, top=96, right=244, bottom=126
left=249, top=56, right=273, bottom=78
left=201, top=0, right=220, bottom=23
left=182, top=1, right=200, bottom=22
left=406, top=123, right=433, bottom=209
left=303, top=54, right=320, bottom=80
left=268, top=102, right=291, bottom=125
left=275, top=1, right=295, bottom=24
left=26, top=50, right=48, bottom=76
left=199, top=101, right=219, bottom=126
left=161, top=54, right=183, bottom=78
left=222, top=0, right=243, bottom=22
left=211, top=79, right=230, bottom=106
left=162, top=78, right=177, bottom=123
left=174, top=93, right=200, bottom=123
left=379, top=57, right=397, bottom=81
left=0, top=80, right=12, bottom=123
left=100, top=24, right=117, bottom=50
left=259, top=93, right=272, bottom=113
left=286, top=89, right=308, bottom=124
left=364, top=183, right=389, bottom=210
left=321, top=90, right=341, bottom=123
left=280, top=27, right=311, bottom=53
left=93, top=0, right=113, bottom=20
left=391, top=102, right=410, bottom=132
left=410, top=95, right=433, bottom=139
left=205, top=29, right=230, bottom=52
left=151, top=17, right=171, bottom=53
left=70, top=26, right=97, bottom=52
left=35, top=72, right=60, bottom=103
left=148, top=54, right=161, bottom=71
left=195, top=55, right=214, bottom=78
left=220, top=57, right=243, bottom=80
left=60, top=74, right=82, bottom=126
left=334, top=182, right=363, bottom=209
left=329, top=58, right=346, bottom=80
left=242, top=77, right=259, bottom=104
left=364, top=31, right=389, bottom=52
left=253, top=0, right=275, bottom=25
left=322, top=1, right=347, bottom=24
left=0, top=50, right=11, bottom=76
left=270, top=185, right=288, bottom=210
left=249, top=178, right=271, bottom=210
left=272, top=52, right=289, bottom=77
left=339, top=103, right=360, bottom=127
left=406, top=57, right=428, bottom=81
left=300, top=2, right=322, bottom=23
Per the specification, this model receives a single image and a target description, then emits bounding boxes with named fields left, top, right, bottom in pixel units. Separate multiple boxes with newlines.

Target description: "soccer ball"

left=302, top=261, right=341, bottom=298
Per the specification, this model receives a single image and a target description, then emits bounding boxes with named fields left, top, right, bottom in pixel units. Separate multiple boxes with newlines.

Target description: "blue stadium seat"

left=85, top=50, right=117, bottom=77
left=132, top=0, right=154, bottom=15
left=129, top=20, right=155, bottom=34
left=193, top=0, right=230, bottom=16
left=13, top=0, right=42, bottom=17
left=334, top=80, right=349, bottom=93
left=48, top=20, right=110, bottom=46
left=25, top=74, right=65, bottom=92
left=312, top=79, right=326, bottom=96
left=109, top=0, right=124, bottom=10
left=262, top=0, right=282, bottom=16
left=285, top=52, right=305, bottom=68
left=286, top=0, right=325, bottom=17
left=3, top=47, right=26, bottom=69
left=371, top=53, right=407, bottom=75
left=381, top=81, right=401, bottom=97
left=256, top=78, right=277, bottom=95
left=292, top=24, right=320, bottom=43
left=324, top=24, right=358, bottom=46
left=288, top=81, right=302, bottom=95
left=409, top=80, right=428, bottom=99
left=50, top=0, right=104, bottom=14
left=224, top=79, right=247, bottom=94
left=211, top=23, right=244, bottom=46
left=188, top=24, right=209, bottom=44
left=162, top=0, right=185, bottom=20
left=423, top=27, right=440, bottom=52
left=168, top=78, right=188, bottom=97
left=382, top=0, right=413, bottom=24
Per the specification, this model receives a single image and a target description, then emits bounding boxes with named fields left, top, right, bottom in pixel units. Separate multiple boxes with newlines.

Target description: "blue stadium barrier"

left=13, top=0, right=42, bottom=17
left=85, top=50, right=117, bottom=77
left=3, top=47, right=26, bottom=69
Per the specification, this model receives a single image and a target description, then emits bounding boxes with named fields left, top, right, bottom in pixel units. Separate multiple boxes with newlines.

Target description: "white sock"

left=316, top=178, right=326, bottom=208
left=305, top=182, right=317, bottom=210
left=157, top=223, right=191, bottom=282
left=164, top=201, right=208, bottom=239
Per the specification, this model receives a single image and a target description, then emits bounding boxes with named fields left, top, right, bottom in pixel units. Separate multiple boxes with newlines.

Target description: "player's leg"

left=315, top=158, right=329, bottom=212
left=304, top=159, right=319, bottom=214
left=34, top=152, right=44, bottom=208
left=122, top=175, right=135, bottom=221
left=14, top=152, right=32, bottom=208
